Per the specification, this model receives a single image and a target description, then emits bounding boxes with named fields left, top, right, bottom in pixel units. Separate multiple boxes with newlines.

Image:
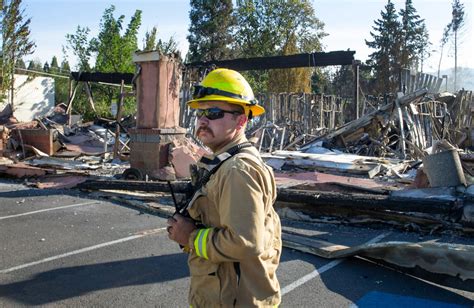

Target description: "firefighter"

left=167, top=68, right=282, bottom=307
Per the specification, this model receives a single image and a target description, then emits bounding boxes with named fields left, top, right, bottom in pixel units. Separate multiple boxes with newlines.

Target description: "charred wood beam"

left=70, top=72, right=134, bottom=85
left=78, top=179, right=192, bottom=193
left=276, top=188, right=454, bottom=214
left=186, top=51, right=356, bottom=71
left=78, top=179, right=454, bottom=214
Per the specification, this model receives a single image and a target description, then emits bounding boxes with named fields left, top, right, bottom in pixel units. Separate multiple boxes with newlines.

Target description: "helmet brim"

left=187, top=95, right=265, bottom=117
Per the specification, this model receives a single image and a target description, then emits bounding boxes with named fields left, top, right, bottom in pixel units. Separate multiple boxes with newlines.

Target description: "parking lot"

left=1, top=179, right=472, bottom=307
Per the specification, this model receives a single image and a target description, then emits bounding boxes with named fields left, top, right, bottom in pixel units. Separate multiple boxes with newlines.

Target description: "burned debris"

left=1, top=50, right=473, bottom=282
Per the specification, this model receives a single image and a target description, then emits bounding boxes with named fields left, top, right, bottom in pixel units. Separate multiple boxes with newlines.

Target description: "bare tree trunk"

left=10, top=50, right=15, bottom=113
left=437, top=47, right=444, bottom=78
left=454, top=31, right=458, bottom=91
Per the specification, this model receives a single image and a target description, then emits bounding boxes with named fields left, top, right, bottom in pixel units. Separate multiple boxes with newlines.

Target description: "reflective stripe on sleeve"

left=194, top=228, right=211, bottom=259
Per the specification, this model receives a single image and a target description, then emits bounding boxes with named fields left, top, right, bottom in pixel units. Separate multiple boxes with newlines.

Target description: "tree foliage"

left=366, top=1, right=402, bottom=94
left=366, top=0, right=432, bottom=94
left=15, top=58, right=25, bottom=69
left=143, top=26, right=179, bottom=54
left=399, top=0, right=428, bottom=70
left=0, top=0, right=35, bottom=105
left=63, top=6, right=143, bottom=119
left=65, top=26, right=93, bottom=71
left=60, top=59, right=70, bottom=73
left=233, top=0, right=326, bottom=93
left=234, top=0, right=325, bottom=57
left=50, top=56, right=59, bottom=73
left=267, top=34, right=311, bottom=93
left=91, top=5, right=141, bottom=73
left=187, top=0, right=235, bottom=62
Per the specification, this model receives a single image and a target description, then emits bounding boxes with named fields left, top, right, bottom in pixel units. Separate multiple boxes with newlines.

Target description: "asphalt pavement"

left=0, top=178, right=472, bottom=307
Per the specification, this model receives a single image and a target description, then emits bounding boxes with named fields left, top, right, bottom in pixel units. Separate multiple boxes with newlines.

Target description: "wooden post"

left=353, top=60, right=360, bottom=119
left=66, top=79, right=79, bottom=124
left=84, top=82, right=97, bottom=113
left=113, top=80, right=125, bottom=159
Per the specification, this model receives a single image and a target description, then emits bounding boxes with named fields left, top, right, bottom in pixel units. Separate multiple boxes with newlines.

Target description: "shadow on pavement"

left=0, top=253, right=188, bottom=306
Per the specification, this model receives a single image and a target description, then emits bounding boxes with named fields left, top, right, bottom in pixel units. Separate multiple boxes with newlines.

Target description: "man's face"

left=194, top=101, right=246, bottom=152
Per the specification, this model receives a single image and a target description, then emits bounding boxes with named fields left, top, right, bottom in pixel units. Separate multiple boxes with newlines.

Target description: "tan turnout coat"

left=186, top=134, right=282, bottom=307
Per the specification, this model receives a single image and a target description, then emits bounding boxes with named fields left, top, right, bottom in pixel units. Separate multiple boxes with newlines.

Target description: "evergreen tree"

left=26, top=59, right=41, bottom=72
left=60, top=59, right=70, bottom=73
left=1, top=0, right=35, bottom=108
left=50, top=56, right=60, bottom=73
left=187, top=0, right=235, bottom=62
left=43, top=61, right=50, bottom=72
left=15, top=58, right=26, bottom=69
left=417, top=22, right=431, bottom=72
left=365, top=0, right=402, bottom=94
left=399, top=0, right=425, bottom=70
left=331, top=65, right=354, bottom=98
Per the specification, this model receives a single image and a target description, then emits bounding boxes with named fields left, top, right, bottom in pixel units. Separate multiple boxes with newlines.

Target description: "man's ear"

left=236, top=114, right=248, bottom=130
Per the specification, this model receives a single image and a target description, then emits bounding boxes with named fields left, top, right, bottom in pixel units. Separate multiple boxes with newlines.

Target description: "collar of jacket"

left=199, top=133, right=249, bottom=167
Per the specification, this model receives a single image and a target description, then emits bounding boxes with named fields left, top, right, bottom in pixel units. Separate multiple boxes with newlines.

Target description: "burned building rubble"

left=1, top=50, right=473, bottom=282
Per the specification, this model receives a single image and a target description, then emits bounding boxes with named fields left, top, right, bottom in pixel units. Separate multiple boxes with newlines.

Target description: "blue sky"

left=24, top=0, right=473, bottom=72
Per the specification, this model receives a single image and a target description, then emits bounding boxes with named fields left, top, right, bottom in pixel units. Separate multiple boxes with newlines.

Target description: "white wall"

left=0, top=74, right=55, bottom=122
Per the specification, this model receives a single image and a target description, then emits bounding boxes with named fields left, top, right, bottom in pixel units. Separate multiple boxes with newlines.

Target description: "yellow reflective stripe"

left=194, top=229, right=204, bottom=257
left=193, top=228, right=211, bottom=260
left=201, top=228, right=211, bottom=259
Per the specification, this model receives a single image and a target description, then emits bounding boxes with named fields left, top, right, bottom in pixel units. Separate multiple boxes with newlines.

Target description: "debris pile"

left=1, top=61, right=473, bottom=283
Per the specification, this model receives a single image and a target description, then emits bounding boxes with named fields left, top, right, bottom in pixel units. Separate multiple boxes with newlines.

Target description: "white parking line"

left=281, top=232, right=390, bottom=295
left=0, top=201, right=100, bottom=220
left=0, top=227, right=166, bottom=274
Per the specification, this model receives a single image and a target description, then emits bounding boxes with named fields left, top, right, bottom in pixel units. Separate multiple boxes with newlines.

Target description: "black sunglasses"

left=192, top=85, right=258, bottom=106
left=196, top=107, right=243, bottom=120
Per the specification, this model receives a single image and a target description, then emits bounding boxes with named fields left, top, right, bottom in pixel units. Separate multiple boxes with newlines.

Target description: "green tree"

left=331, top=65, right=354, bottom=98
left=1, top=0, right=35, bottom=109
left=187, top=0, right=235, bottom=62
left=50, top=56, right=59, bottom=73
left=417, top=22, right=431, bottom=72
left=366, top=0, right=402, bottom=94
left=91, top=5, right=141, bottom=73
left=234, top=0, right=326, bottom=93
left=450, top=0, right=465, bottom=91
left=143, top=27, right=158, bottom=51
left=399, top=0, right=426, bottom=70
left=26, top=59, right=39, bottom=70
left=65, top=25, right=93, bottom=71
left=234, top=0, right=325, bottom=57
left=15, top=58, right=25, bottom=69
left=143, top=26, right=179, bottom=54
left=43, top=61, right=50, bottom=72
left=267, top=34, right=311, bottom=93
left=60, top=59, right=70, bottom=73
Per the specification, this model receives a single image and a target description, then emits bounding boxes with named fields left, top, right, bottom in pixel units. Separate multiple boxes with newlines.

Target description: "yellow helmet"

left=187, top=68, right=265, bottom=118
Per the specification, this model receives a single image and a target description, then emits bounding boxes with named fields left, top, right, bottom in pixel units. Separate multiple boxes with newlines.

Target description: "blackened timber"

left=77, top=179, right=454, bottom=214
left=78, top=179, right=192, bottom=193
left=276, top=188, right=454, bottom=214
left=186, top=51, right=356, bottom=71
left=70, top=72, right=134, bottom=85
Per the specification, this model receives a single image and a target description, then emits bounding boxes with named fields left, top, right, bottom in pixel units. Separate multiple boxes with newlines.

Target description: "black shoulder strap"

left=197, top=141, right=253, bottom=190
left=178, top=142, right=254, bottom=215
